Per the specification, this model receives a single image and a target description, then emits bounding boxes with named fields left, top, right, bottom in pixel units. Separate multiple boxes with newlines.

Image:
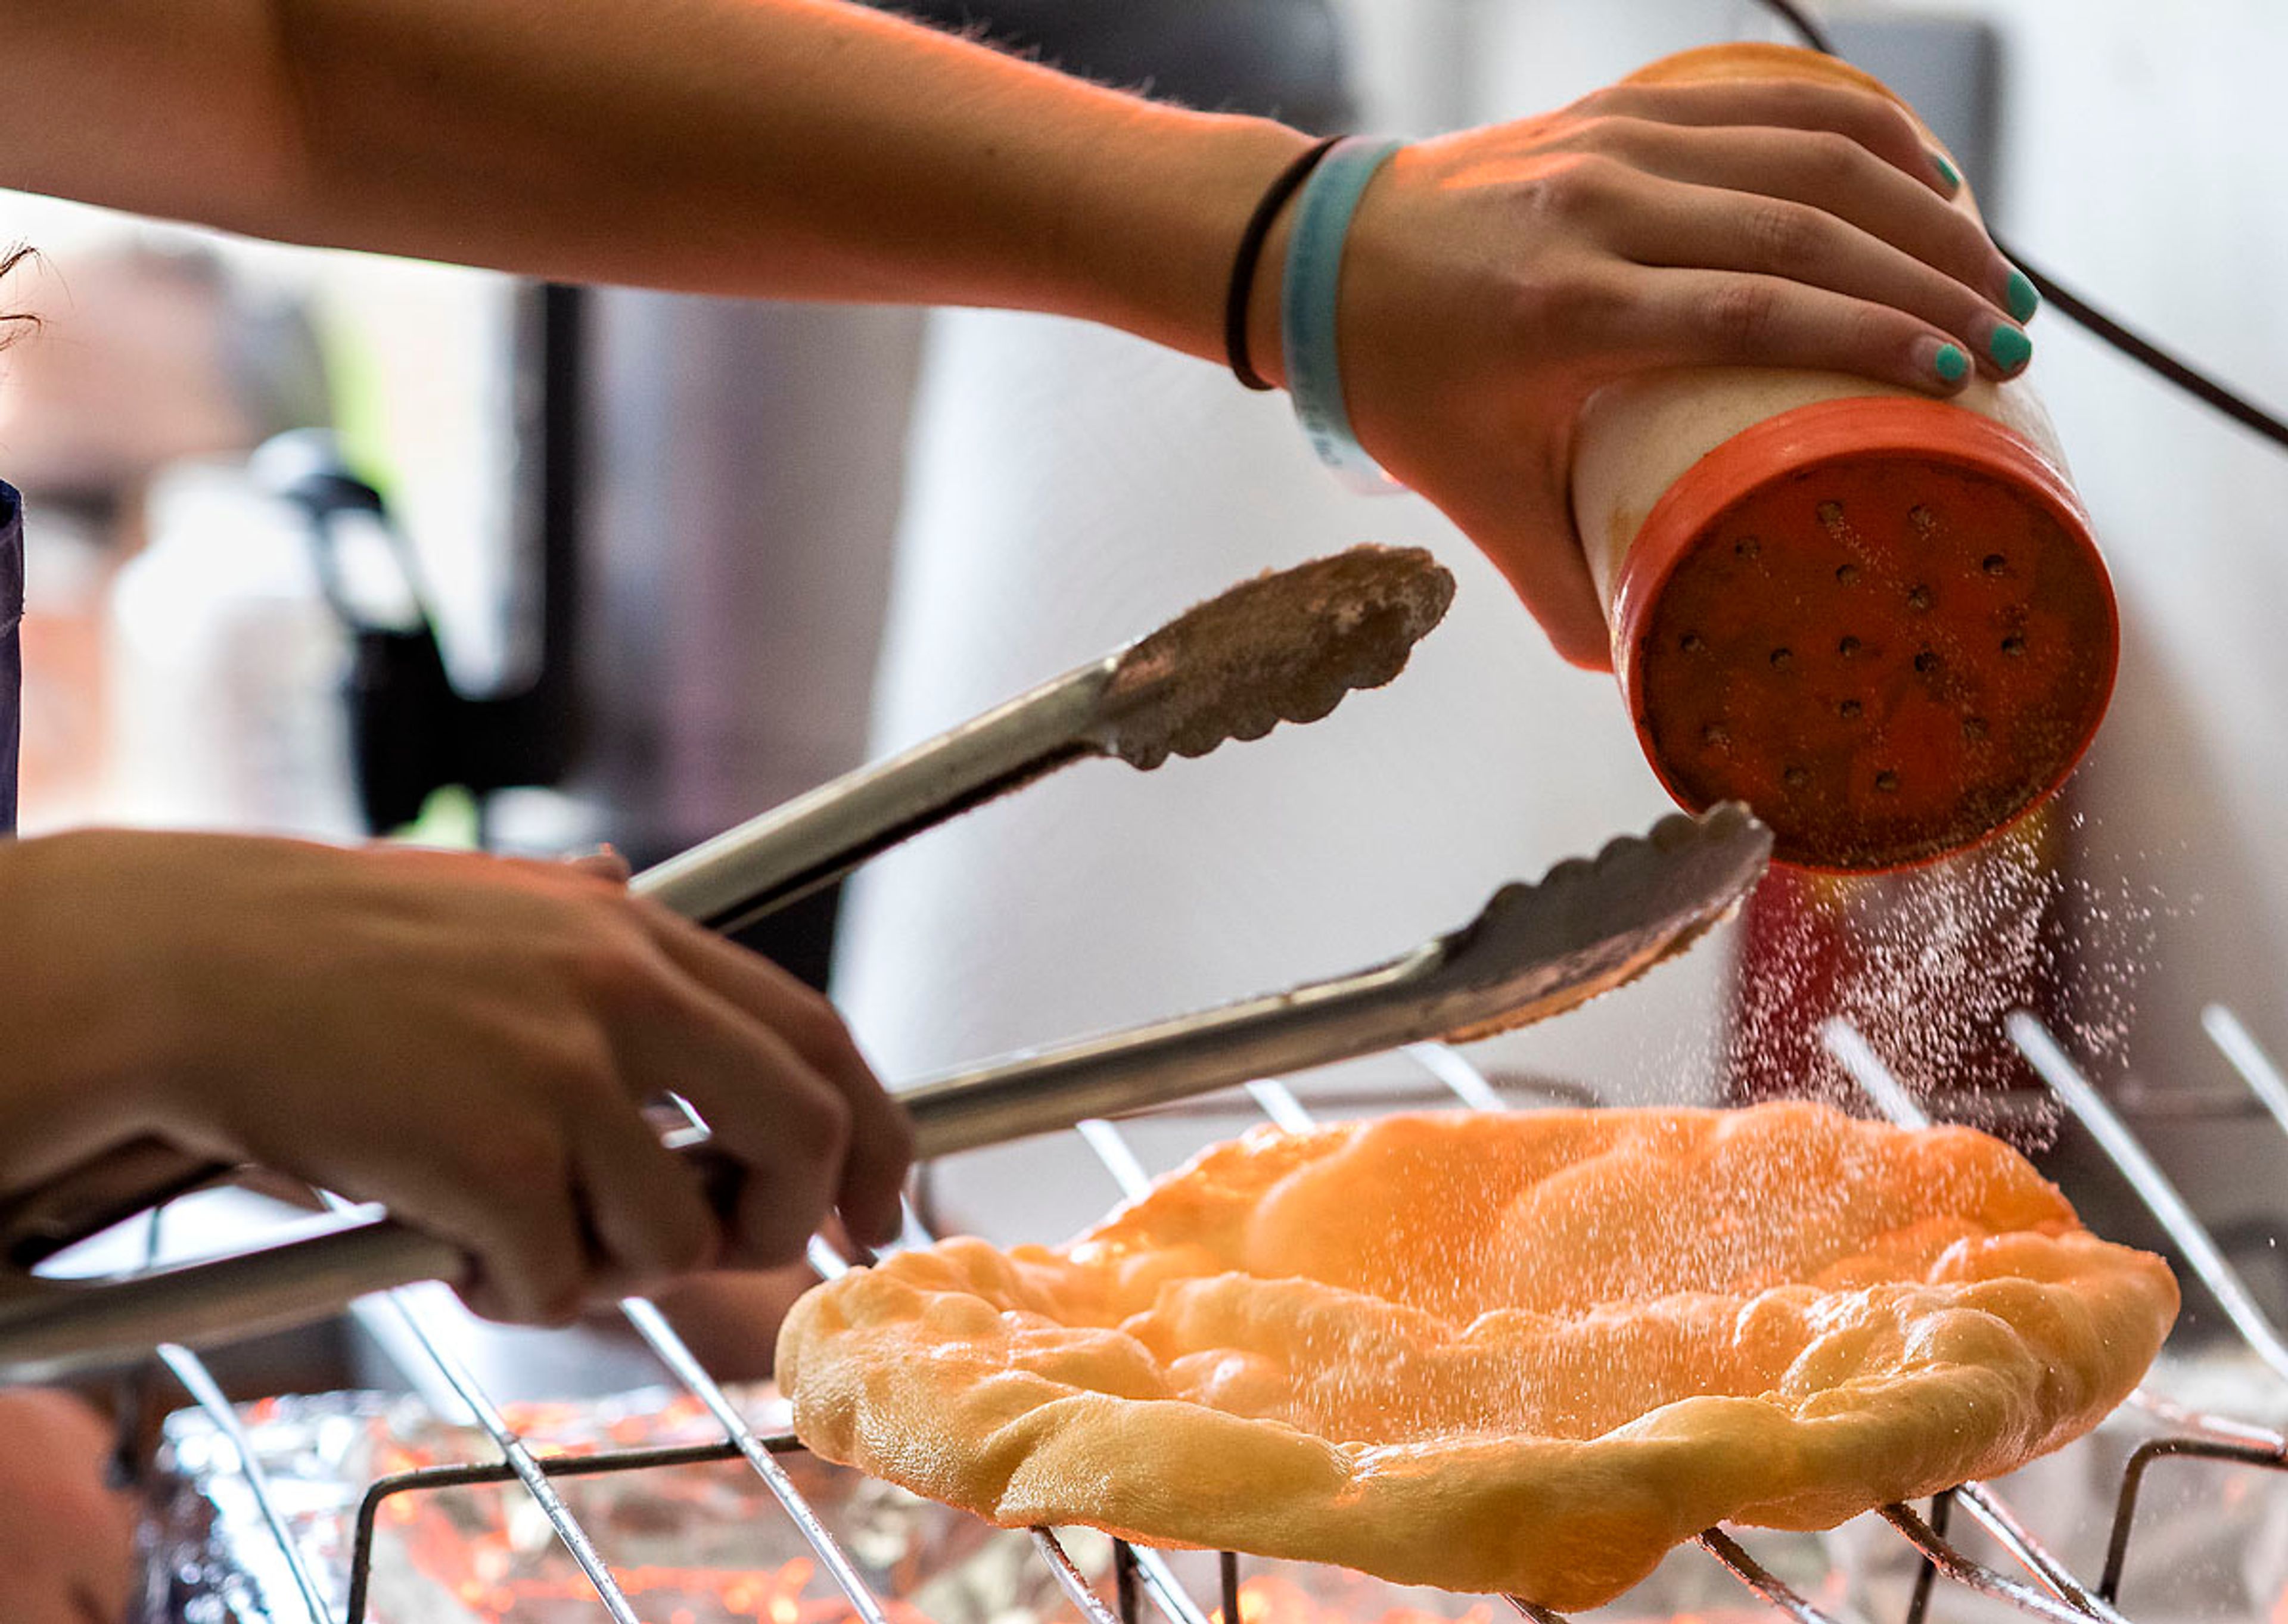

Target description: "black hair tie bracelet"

left=1224, top=135, right=1343, bottom=392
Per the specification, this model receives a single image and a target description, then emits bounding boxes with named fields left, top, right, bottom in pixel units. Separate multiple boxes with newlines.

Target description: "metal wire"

left=372, top=1289, right=647, bottom=1622
left=322, top=1166, right=897, bottom=1624
left=2101, top=1435, right=2288, bottom=1604
left=1076, top=1117, right=1156, bottom=1199
left=1244, top=1078, right=1318, bottom=1133
left=618, top=1295, right=896, bottom=1624
left=2009, top=1010, right=2288, bottom=1383
left=1033, top=1528, right=1124, bottom=1624
left=300, top=1183, right=652, bottom=1624
left=131, top=1198, right=342, bottom=1624
left=1129, top=1547, right=1216, bottom=1624
left=2202, top=1004, right=2288, bottom=1142
left=1401, top=1041, right=1507, bottom=1112
left=161, top=1342, right=341, bottom=1624
left=1879, top=1502, right=2104, bottom=1624
left=1902, top=1490, right=1950, bottom=1624
left=344, top=1441, right=751, bottom=1624
left=1695, top=1529, right=1848, bottom=1623
left=1820, top=1017, right=1932, bottom=1128
left=1116, top=1541, right=1144, bottom=1624
left=1956, top=1483, right=2131, bottom=1623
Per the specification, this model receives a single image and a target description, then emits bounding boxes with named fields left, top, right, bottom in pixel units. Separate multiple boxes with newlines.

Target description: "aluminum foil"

left=139, top=1383, right=1104, bottom=1624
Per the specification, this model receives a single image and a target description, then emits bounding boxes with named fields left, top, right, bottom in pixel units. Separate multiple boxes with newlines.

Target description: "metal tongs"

left=0, top=547, right=1772, bottom=1382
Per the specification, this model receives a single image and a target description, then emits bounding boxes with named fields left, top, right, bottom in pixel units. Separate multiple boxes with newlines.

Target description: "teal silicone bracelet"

left=1280, top=136, right=1405, bottom=493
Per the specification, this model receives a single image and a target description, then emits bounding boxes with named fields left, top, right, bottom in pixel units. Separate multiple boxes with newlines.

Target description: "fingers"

left=561, top=914, right=863, bottom=1267
left=1610, top=176, right=2026, bottom=381
left=564, top=844, right=634, bottom=883
left=1622, top=266, right=1976, bottom=397
left=1590, top=76, right=1951, bottom=196
left=565, top=1101, right=720, bottom=1295
left=1598, top=117, right=2019, bottom=319
left=638, top=910, right=913, bottom=1245
left=615, top=987, right=853, bottom=1267
left=423, top=1125, right=593, bottom=1324
left=265, top=1069, right=597, bottom=1324
left=1429, top=482, right=1615, bottom=671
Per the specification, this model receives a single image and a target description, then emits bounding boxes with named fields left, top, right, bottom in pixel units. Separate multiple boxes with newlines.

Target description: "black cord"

left=1748, top=0, right=2288, bottom=455
left=1226, top=135, right=1343, bottom=391
left=1754, top=0, right=1835, bottom=54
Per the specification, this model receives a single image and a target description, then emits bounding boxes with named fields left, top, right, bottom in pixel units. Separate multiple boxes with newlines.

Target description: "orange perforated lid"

left=1612, top=397, right=2117, bottom=872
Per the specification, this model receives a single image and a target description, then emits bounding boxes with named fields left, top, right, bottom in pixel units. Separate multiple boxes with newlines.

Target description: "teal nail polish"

left=1930, top=150, right=1961, bottom=192
left=2006, top=268, right=2040, bottom=323
left=1933, top=343, right=1970, bottom=383
left=1988, top=325, right=2032, bottom=372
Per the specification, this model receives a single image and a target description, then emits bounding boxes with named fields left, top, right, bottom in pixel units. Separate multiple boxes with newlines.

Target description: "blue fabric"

left=0, top=482, right=19, bottom=837
left=1279, top=136, right=1404, bottom=494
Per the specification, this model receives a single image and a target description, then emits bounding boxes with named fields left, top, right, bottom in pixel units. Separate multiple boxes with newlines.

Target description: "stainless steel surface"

left=636, top=544, right=1455, bottom=932
left=0, top=803, right=1768, bottom=1383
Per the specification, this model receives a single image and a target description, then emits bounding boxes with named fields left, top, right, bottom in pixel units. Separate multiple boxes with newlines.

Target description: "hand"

left=0, top=1387, right=133, bottom=1624
left=1301, top=74, right=2028, bottom=669
left=0, top=830, right=913, bottom=1324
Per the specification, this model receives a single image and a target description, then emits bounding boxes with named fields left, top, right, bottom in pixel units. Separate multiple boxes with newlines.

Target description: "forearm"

left=0, top=0, right=1308, bottom=360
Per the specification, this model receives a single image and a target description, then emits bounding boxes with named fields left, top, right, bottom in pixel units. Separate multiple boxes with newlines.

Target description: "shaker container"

left=1570, top=43, right=2117, bottom=873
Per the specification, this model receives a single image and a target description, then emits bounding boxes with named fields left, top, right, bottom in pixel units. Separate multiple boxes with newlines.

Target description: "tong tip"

left=1101, top=545, right=1456, bottom=770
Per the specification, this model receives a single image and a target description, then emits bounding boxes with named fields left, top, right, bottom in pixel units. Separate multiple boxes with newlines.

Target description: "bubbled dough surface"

left=777, top=1103, right=2178, bottom=1611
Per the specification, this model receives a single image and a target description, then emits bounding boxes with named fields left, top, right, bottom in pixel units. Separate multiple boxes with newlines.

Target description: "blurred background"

left=2, top=0, right=2284, bottom=1260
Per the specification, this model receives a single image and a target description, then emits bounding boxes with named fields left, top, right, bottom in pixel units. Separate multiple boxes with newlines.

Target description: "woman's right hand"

left=0, top=829, right=912, bottom=1324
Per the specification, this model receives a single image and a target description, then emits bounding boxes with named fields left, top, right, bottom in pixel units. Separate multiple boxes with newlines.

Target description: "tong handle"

left=0, top=661, right=1123, bottom=1271
left=634, top=660, right=1111, bottom=932
left=0, top=900, right=1484, bottom=1383
left=0, top=807, right=1768, bottom=1384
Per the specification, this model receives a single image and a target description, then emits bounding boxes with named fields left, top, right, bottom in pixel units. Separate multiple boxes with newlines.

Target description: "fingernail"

left=1932, top=341, right=1971, bottom=384
left=1987, top=325, right=2032, bottom=372
left=2005, top=268, right=2040, bottom=323
left=1929, top=150, right=1962, bottom=192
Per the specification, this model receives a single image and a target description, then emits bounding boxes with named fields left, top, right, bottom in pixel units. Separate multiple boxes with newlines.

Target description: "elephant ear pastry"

left=778, top=1102, right=2178, bottom=1611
